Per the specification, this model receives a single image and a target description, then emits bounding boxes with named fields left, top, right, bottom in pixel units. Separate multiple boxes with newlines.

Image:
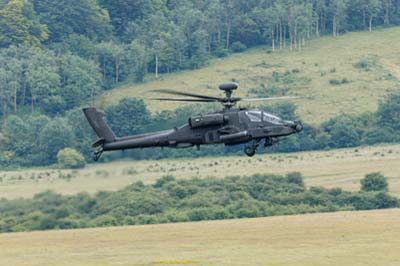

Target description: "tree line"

left=2, top=0, right=400, bottom=121
left=0, top=172, right=397, bottom=232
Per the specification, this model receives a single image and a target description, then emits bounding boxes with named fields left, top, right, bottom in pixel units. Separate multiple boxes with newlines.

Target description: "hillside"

left=98, top=27, right=400, bottom=124
left=2, top=144, right=400, bottom=199
left=1, top=209, right=399, bottom=266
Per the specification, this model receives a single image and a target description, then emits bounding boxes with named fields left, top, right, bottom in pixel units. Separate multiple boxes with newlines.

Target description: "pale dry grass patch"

left=0, top=209, right=399, bottom=266
left=1, top=144, right=400, bottom=199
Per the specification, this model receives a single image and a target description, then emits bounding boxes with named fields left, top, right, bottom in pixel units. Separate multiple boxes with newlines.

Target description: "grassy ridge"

left=1, top=209, right=399, bottom=266
left=1, top=144, right=400, bottom=199
left=98, top=27, right=400, bottom=125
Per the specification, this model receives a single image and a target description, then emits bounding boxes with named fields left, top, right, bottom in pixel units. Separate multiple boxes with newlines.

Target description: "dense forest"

left=1, top=0, right=400, bottom=167
left=0, top=172, right=397, bottom=232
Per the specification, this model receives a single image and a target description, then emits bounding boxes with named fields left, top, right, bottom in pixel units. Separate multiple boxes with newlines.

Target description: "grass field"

left=97, top=27, right=400, bottom=125
left=0, top=208, right=399, bottom=266
left=2, top=143, right=400, bottom=199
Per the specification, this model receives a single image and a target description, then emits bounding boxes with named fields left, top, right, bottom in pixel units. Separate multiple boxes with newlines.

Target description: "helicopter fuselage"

left=100, top=108, right=303, bottom=156
left=83, top=82, right=303, bottom=159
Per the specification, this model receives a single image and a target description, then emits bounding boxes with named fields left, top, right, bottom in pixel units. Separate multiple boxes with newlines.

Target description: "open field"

left=0, top=208, right=399, bottom=266
left=1, top=144, right=400, bottom=199
left=98, top=27, right=400, bottom=125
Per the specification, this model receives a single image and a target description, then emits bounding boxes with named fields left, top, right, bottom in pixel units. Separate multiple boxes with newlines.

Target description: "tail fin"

left=82, top=107, right=116, bottom=143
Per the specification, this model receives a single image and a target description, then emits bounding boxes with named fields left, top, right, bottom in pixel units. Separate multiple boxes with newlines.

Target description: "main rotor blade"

left=150, top=89, right=222, bottom=101
left=149, top=97, right=217, bottom=102
left=241, top=96, right=301, bottom=102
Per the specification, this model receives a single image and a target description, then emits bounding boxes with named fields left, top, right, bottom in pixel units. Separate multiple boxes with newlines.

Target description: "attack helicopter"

left=83, top=82, right=303, bottom=161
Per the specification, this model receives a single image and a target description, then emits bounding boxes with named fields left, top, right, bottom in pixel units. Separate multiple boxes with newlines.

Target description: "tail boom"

left=83, top=107, right=176, bottom=160
left=103, top=130, right=174, bottom=151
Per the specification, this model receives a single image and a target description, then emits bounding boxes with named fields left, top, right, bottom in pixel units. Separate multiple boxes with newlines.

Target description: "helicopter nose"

left=285, top=121, right=303, bottom=132
left=293, top=121, right=303, bottom=132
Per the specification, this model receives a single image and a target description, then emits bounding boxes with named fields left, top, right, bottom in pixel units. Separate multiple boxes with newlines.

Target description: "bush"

left=354, top=57, right=376, bottom=71
left=57, top=148, right=86, bottom=169
left=91, top=215, right=118, bottom=227
left=329, top=78, right=340, bottom=85
left=153, top=175, right=176, bottom=188
left=361, top=172, right=388, bottom=192
left=286, top=172, right=305, bottom=188
left=213, top=46, right=230, bottom=58
left=377, top=92, right=400, bottom=132
left=230, top=41, right=247, bottom=53
left=329, top=78, right=350, bottom=85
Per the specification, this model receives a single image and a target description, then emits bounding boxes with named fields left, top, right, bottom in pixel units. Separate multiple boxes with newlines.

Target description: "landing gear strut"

left=244, top=139, right=261, bottom=157
left=264, top=137, right=278, bottom=147
left=93, top=148, right=103, bottom=161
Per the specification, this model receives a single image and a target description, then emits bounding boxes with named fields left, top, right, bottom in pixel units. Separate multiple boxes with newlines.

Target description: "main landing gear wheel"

left=244, top=146, right=256, bottom=157
left=244, top=139, right=261, bottom=157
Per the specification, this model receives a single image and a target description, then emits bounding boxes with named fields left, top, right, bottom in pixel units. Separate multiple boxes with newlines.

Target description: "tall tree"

left=204, top=0, right=224, bottom=51
left=95, top=41, right=128, bottom=87
left=33, top=0, right=112, bottom=42
left=26, top=50, right=60, bottom=112
left=330, top=0, right=348, bottom=36
left=383, top=0, right=392, bottom=25
left=313, top=0, right=327, bottom=36
left=0, top=0, right=48, bottom=47
left=39, top=117, right=74, bottom=164
left=105, top=98, right=151, bottom=136
left=126, top=40, right=148, bottom=82
left=6, top=58, right=22, bottom=113
left=58, top=54, right=102, bottom=109
left=221, top=0, right=236, bottom=49
left=252, top=5, right=278, bottom=51
left=98, top=0, right=166, bottom=37
left=0, top=67, right=12, bottom=125
left=366, top=0, right=382, bottom=31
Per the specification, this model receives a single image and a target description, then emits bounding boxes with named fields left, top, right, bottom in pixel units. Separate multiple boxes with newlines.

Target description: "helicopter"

left=83, top=82, right=303, bottom=161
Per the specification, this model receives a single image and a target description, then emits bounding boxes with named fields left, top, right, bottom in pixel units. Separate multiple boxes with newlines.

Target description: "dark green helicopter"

left=83, top=82, right=303, bottom=161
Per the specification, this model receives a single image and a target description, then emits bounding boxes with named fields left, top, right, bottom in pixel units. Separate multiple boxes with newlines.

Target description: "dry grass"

left=1, top=144, right=400, bottom=199
left=97, top=27, right=400, bottom=125
left=0, top=209, right=399, bottom=266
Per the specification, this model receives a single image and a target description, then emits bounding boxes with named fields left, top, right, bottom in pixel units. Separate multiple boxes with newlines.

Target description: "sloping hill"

left=1, top=209, right=399, bottom=266
left=98, top=27, right=400, bottom=124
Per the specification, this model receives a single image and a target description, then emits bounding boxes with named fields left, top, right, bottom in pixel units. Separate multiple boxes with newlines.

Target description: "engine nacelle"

left=189, top=114, right=228, bottom=128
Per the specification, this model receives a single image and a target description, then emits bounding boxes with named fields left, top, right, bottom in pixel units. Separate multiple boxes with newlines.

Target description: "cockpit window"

left=245, top=111, right=262, bottom=122
left=263, top=112, right=283, bottom=125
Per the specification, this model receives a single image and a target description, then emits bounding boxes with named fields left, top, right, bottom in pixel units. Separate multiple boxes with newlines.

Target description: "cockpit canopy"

left=245, top=110, right=283, bottom=125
